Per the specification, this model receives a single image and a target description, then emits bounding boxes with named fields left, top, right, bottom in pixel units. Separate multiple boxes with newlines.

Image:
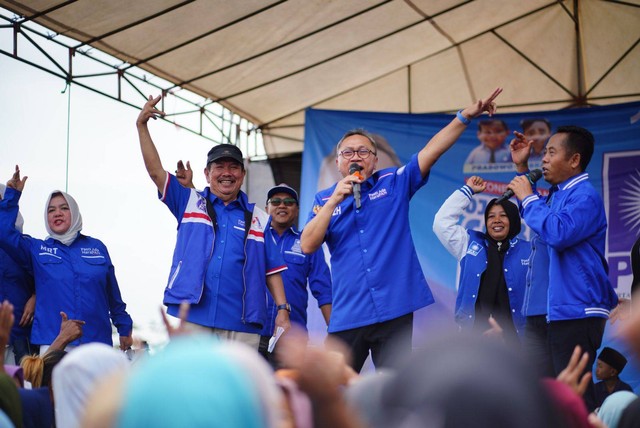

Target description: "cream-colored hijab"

left=44, top=190, right=83, bottom=245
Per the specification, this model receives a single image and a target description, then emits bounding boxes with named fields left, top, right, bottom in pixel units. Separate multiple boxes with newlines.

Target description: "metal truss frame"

left=0, top=8, right=266, bottom=159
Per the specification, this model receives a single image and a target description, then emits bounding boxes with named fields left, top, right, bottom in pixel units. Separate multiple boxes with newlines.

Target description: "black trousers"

left=330, top=313, right=413, bottom=372
left=548, top=317, right=606, bottom=412
left=523, top=315, right=555, bottom=378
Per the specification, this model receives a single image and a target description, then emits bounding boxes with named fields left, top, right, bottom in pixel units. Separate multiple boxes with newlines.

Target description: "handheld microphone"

left=349, top=163, right=364, bottom=209
left=496, top=169, right=542, bottom=203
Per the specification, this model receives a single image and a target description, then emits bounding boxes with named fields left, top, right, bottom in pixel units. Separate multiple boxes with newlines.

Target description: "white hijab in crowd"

left=52, top=343, right=130, bottom=428
left=44, top=190, right=83, bottom=245
left=0, top=183, right=24, bottom=232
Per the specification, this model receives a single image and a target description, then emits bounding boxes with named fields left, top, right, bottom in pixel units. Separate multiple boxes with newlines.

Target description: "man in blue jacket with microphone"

left=507, top=125, right=618, bottom=411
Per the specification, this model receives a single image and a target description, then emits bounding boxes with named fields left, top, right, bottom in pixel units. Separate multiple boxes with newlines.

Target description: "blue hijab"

left=118, top=335, right=269, bottom=428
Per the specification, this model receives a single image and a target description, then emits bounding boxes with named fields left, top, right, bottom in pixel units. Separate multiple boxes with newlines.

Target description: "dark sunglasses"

left=268, top=198, right=297, bottom=207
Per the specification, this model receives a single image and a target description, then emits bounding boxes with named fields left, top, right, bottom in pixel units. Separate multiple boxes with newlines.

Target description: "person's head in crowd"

left=21, top=350, right=67, bottom=390
left=372, top=333, right=560, bottom=428
left=477, top=119, right=509, bottom=151
left=595, top=347, right=628, bottom=382
left=344, top=370, right=395, bottom=428
left=484, top=199, right=521, bottom=243
left=3, top=365, right=24, bottom=388
left=45, top=190, right=83, bottom=245
left=81, top=369, right=129, bottom=428
left=273, top=375, right=312, bottom=428
left=21, top=355, right=44, bottom=388
left=52, top=343, right=129, bottom=428
left=118, top=334, right=283, bottom=428
left=335, top=129, right=379, bottom=180
left=266, top=184, right=299, bottom=232
left=597, top=391, right=639, bottom=428
left=618, top=396, right=640, bottom=428
left=541, top=378, right=590, bottom=428
left=619, top=290, right=640, bottom=358
left=0, top=373, right=22, bottom=428
left=521, top=118, right=551, bottom=155
left=542, top=125, right=594, bottom=185
left=204, top=144, right=246, bottom=203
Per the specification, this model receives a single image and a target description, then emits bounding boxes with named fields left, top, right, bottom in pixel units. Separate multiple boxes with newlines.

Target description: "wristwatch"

left=276, top=303, right=291, bottom=313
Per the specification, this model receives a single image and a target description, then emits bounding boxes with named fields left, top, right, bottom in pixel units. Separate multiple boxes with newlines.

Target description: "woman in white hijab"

left=52, top=343, right=130, bottom=428
left=0, top=166, right=133, bottom=353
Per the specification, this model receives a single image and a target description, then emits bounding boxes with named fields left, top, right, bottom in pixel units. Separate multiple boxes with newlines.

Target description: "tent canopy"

left=2, top=0, right=639, bottom=157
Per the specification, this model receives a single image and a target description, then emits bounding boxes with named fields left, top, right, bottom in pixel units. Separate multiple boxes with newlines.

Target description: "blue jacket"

left=521, top=173, right=618, bottom=321
left=262, top=225, right=332, bottom=335
left=0, top=247, right=34, bottom=345
left=433, top=185, right=528, bottom=333
left=161, top=173, right=283, bottom=329
left=0, top=187, right=132, bottom=346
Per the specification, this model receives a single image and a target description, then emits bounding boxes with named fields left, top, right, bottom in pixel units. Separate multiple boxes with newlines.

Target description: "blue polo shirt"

left=163, top=178, right=284, bottom=333
left=262, top=225, right=332, bottom=335
left=307, top=154, right=434, bottom=333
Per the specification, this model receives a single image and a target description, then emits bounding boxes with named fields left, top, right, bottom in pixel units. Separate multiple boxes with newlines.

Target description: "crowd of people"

left=1, top=87, right=639, bottom=427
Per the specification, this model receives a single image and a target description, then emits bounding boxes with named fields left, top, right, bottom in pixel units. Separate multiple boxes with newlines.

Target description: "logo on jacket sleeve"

left=466, top=241, right=483, bottom=257
left=197, top=197, right=207, bottom=212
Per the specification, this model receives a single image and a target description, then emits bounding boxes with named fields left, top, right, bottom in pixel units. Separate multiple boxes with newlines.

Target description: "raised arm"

left=136, top=95, right=167, bottom=193
left=0, top=166, right=33, bottom=267
left=418, top=87, right=503, bottom=177
left=509, top=131, right=534, bottom=174
left=433, top=176, right=485, bottom=260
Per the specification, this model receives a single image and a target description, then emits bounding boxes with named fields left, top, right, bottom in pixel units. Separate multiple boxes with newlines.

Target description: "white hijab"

left=0, top=183, right=24, bottom=233
left=52, top=343, right=130, bottom=428
left=45, top=190, right=83, bottom=245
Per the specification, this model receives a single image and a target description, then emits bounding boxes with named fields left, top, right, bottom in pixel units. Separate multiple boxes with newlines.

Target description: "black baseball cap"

left=267, top=183, right=299, bottom=204
left=206, top=144, right=244, bottom=166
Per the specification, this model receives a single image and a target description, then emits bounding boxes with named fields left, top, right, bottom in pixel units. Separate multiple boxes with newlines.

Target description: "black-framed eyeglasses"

left=268, top=198, right=297, bottom=207
left=338, top=148, right=376, bottom=160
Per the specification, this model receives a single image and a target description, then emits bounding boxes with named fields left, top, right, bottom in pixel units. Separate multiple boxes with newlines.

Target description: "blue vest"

left=162, top=176, right=271, bottom=328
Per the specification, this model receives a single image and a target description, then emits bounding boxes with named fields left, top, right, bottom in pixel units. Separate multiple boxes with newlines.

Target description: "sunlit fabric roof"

left=2, top=0, right=639, bottom=157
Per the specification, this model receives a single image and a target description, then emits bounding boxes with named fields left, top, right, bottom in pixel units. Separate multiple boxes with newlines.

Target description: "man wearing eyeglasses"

left=135, top=95, right=290, bottom=350
left=260, top=184, right=332, bottom=359
left=301, top=88, right=503, bottom=371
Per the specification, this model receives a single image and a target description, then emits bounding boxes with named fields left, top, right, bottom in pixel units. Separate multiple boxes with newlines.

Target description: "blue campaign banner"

left=301, top=101, right=640, bottom=388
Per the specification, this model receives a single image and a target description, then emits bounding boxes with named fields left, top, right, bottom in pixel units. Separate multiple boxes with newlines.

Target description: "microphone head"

left=349, top=163, right=363, bottom=174
left=528, top=169, right=543, bottom=182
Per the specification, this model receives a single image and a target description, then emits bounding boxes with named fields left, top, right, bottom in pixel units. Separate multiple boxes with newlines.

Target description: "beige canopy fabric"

left=2, top=0, right=639, bottom=157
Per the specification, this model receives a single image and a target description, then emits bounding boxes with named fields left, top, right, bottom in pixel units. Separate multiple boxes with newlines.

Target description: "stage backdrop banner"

left=301, top=101, right=640, bottom=387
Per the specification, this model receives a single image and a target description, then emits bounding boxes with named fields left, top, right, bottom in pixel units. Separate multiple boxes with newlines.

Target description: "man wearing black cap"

left=594, top=346, right=633, bottom=408
left=135, top=95, right=290, bottom=349
left=261, top=184, right=332, bottom=348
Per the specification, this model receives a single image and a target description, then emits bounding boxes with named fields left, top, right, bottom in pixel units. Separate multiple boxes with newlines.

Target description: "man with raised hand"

left=301, top=88, right=503, bottom=371
left=135, top=95, right=290, bottom=349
